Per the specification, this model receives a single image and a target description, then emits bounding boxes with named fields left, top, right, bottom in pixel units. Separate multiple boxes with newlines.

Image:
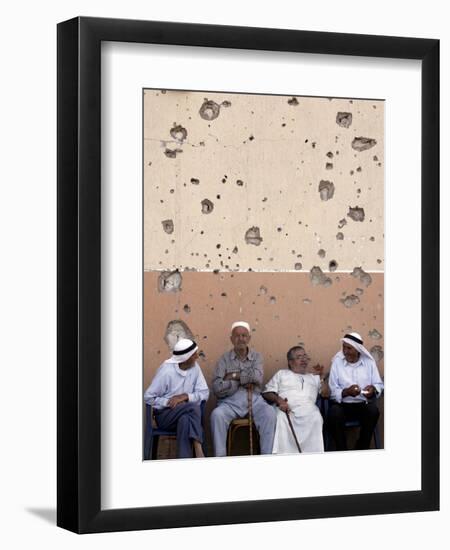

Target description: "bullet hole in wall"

left=199, top=99, right=221, bottom=121
left=164, top=320, right=194, bottom=350
left=340, top=294, right=360, bottom=308
left=158, top=270, right=182, bottom=293
left=201, top=199, right=214, bottom=214
left=336, top=112, right=353, bottom=128
left=369, top=328, right=382, bottom=340
left=245, top=226, right=263, bottom=246
left=351, top=137, right=377, bottom=152
left=347, top=206, right=365, bottom=222
left=329, top=260, right=338, bottom=271
left=164, top=148, right=183, bottom=158
left=170, top=124, right=188, bottom=142
left=370, top=345, right=384, bottom=362
left=319, top=180, right=335, bottom=201
left=161, top=219, right=174, bottom=234
left=351, top=266, right=372, bottom=287
left=310, top=266, right=332, bottom=287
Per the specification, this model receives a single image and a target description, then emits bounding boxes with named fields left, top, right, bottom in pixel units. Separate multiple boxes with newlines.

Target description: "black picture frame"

left=57, top=16, right=439, bottom=534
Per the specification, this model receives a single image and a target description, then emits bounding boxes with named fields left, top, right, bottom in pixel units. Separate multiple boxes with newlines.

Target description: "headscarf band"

left=173, top=341, right=197, bottom=355
left=343, top=333, right=363, bottom=345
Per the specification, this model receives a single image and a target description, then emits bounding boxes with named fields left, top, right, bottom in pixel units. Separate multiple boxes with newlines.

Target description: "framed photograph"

left=57, top=16, right=439, bottom=533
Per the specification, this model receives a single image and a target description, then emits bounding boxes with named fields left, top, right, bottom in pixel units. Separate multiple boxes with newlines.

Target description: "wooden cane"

left=285, top=410, right=302, bottom=453
left=247, top=385, right=253, bottom=455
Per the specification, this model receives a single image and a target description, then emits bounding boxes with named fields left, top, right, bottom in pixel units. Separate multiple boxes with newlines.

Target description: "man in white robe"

left=263, top=346, right=329, bottom=454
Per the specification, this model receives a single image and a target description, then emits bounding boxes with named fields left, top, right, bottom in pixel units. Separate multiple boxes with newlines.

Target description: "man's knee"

left=176, top=402, right=200, bottom=422
left=265, top=404, right=277, bottom=426
left=187, top=401, right=202, bottom=415
left=366, top=403, right=380, bottom=421
left=328, top=402, right=345, bottom=422
left=210, top=406, right=227, bottom=425
left=312, top=410, right=324, bottom=428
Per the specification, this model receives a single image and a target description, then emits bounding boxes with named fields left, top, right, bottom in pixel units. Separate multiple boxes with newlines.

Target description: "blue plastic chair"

left=339, top=418, right=381, bottom=449
left=144, top=401, right=206, bottom=460
left=320, top=397, right=382, bottom=451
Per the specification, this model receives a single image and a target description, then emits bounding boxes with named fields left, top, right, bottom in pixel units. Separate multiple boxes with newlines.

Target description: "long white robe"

left=264, top=369, right=324, bottom=454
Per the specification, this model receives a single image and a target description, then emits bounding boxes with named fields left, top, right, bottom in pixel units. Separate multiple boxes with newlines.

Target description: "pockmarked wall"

left=143, top=89, right=384, bottom=450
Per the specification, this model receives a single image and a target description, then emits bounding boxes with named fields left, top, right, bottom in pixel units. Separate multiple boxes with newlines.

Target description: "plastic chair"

left=340, top=419, right=381, bottom=449
left=320, top=397, right=382, bottom=451
left=144, top=401, right=206, bottom=460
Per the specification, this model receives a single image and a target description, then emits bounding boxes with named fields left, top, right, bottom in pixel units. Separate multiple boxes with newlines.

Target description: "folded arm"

left=212, top=356, right=239, bottom=398
left=240, top=353, right=264, bottom=387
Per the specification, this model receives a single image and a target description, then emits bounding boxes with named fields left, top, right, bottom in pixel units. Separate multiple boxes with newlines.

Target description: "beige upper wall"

left=143, top=90, right=384, bottom=272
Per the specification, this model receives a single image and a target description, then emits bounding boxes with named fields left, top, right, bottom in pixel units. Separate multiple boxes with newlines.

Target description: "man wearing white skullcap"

left=210, top=322, right=276, bottom=456
left=327, top=332, right=384, bottom=450
left=263, top=345, right=328, bottom=454
left=144, top=338, right=209, bottom=458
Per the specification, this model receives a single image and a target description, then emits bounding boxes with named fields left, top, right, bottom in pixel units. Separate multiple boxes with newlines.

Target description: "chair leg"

left=373, top=424, right=381, bottom=449
left=144, top=435, right=153, bottom=460
left=228, top=424, right=242, bottom=456
left=227, top=425, right=234, bottom=456
left=151, top=435, right=159, bottom=460
left=201, top=439, right=208, bottom=457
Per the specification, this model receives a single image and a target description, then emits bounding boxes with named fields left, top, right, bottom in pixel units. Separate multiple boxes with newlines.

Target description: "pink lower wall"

left=144, top=270, right=384, bottom=388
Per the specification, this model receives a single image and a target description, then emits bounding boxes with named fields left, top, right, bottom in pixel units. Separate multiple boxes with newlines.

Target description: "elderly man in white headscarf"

left=210, top=321, right=276, bottom=456
left=328, top=332, right=384, bottom=451
left=144, top=338, right=209, bottom=458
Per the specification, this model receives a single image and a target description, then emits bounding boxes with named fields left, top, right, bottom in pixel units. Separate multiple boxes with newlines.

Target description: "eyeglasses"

left=293, top=354, right=310, bottom=361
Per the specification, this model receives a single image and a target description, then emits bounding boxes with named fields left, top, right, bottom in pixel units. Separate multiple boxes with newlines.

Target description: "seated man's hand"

left=309, top=363, right=324, bottom=376
left=362, top=384, right=376, bottom=398
left=320, top=379, right=330, bottom=399
left=344, top=384, right=361, bottom=397
left=167, top=394, right=188, bottom=409
left=224, top=371, right=240, bottom=381
left=277, top=398, right=290, bottom=413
